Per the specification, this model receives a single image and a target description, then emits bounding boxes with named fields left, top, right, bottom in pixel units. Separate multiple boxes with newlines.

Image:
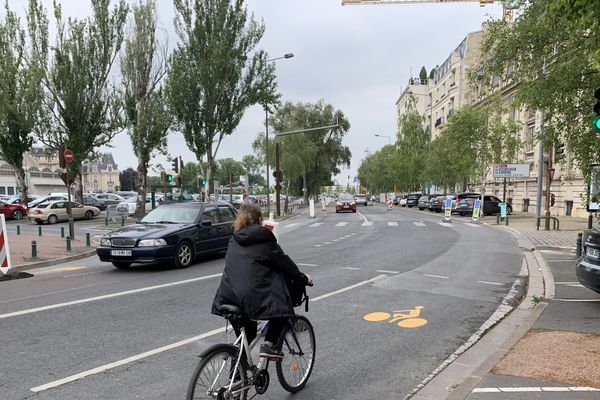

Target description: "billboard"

left=494, top=163, right=530, bottom=178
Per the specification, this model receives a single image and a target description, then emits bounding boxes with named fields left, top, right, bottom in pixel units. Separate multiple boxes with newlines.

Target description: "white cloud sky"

left=10, top=0, right=503, bottom=187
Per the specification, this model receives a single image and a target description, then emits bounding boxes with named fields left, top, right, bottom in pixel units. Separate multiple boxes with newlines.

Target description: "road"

left=0, top=205, right=524, bottom=400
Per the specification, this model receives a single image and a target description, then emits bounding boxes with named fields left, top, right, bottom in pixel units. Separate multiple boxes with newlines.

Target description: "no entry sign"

left=64, top=149, right=74, bottom=163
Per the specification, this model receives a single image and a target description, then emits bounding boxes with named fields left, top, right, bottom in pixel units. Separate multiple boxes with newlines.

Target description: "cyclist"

left=212, top=203, right=312, bottom=360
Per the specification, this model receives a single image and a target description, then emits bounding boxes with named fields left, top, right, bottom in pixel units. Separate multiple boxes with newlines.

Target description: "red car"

left=335, top=194, right=357, bottom=213
left=0, top=200, right=27, bottom=220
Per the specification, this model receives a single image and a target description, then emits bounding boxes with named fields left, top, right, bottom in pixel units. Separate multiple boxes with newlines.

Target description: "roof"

left=81, top=153, right=118, bottom=173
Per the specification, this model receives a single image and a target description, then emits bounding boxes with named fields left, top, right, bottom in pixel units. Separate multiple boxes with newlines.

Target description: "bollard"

left=66, top=236, right=71, bottom=252
left=576, top=233, right=583, bottom=257
left=86, top=232, right=91, bottom=247
left=16, top=225, right=20, bottom=235
left=505, top=216, right=509, bottom=226
left=496, top=214, right=500, bottom=224
left=38, top=226, right=42, bottom=236
left=121, top=215, right=125, bottom=226
left=105, top=216, right=108, bottom=226
left=61, top=227, right=65, bottom=238
left=31, top=240, right=37, bottom=258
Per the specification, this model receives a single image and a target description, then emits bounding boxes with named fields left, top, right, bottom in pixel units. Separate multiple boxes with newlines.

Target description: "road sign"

left=493, top=163, right=529, bottom=178
left=443, top=196, right=452, bottom=223
left=60, top=171, right=78, bottom=186
left=64, top=149, right=74, bottom=163
left=426, top=182, right=432, bottom=189
left=472, top=198, right=481, bottom=223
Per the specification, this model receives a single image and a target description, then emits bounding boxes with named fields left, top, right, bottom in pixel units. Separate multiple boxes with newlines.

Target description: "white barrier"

left=263, top=212, right=280, bottom=241
left=309, top=199, right=315, bottom=218
left=0, top=214, right=13, bottom=275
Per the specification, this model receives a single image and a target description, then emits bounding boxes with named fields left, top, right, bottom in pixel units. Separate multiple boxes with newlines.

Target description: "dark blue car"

left=96, top=202, right=237, bottom=269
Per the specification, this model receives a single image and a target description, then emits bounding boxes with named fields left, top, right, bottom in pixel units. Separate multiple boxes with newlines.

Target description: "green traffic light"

left=201, top=179, right=206, bottom=185
left=167, top=175, right=173, bottom=182
left=594, top=116, right=600, bottom=132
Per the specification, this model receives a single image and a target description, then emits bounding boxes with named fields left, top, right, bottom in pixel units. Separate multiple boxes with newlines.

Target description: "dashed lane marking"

left=297, top=263, right=318, bottom=267
left=309, top=222, right=323, bottom=227
left=477, top=281, right=504, bottom=286
left=335, top=222, right=348, bottom=227
left=377, top=270, right=400, bottom=274
left=314, top=244, right=322, bottom=247
left=338, top=267, right=360, bottom=270
left=423, top=274, right=450, bottom=279
left=324, top=241, right=332, bottom=245
left=361, top=221, right=373, bottom=226
left=387, top=221, right=399, bottom=226
left=472, top=387, right=600, bottom=393
left=283, top=223, right=300, bottom=228
left=463, top=223, right=481, bottom=228
left=413, top=222, right=426, bottom=227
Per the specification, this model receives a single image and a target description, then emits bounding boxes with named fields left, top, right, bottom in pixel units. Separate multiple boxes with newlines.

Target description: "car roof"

left=157, top=201, right=232, bottom=207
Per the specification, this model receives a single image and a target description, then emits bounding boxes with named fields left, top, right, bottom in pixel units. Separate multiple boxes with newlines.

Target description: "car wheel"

left=352, top=209, right=356, bottom=213
left=112, top=262, right=131, bottom=269
left=419, top=208, right=424, bottom=211
left=48, top=215, right=58, bottom=224
left=12, top=210, right=23, bottom=220
left=335, top=210, right=339, bottom=213
left=85, top=210, right=94, bottom=220
left=174, top=241, right=194, bottom=269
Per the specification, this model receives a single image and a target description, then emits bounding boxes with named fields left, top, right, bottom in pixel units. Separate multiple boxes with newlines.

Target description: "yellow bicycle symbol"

left=363, top=306, right=428, bottom=328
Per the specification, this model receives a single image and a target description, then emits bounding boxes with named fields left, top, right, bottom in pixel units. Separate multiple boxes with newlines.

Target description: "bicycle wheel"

left=186, top=345, right=248, bottom=400
left=276, top=315, right=316, bottom=392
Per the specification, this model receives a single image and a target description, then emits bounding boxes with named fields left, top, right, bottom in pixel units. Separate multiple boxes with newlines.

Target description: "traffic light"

left=593, top=87, right=600, bottom=132
left=166, top=174, right=173, bottom=183
left=171, top=157, right=179, bottom=173
left=200, top=177, right=207, bottom=186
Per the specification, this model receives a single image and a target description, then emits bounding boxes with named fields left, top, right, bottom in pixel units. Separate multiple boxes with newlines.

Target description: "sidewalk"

left=410, top=211, right=600, bottom=400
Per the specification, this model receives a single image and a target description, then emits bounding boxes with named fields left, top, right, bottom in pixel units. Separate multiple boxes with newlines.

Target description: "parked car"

left=335, top=194, right=356, bottom=213
left=455, top=195, right=513, bottom=216
left=0, top=201, right=27, bottom=220
left=399, top=197, right=407, bottom=207
left=28, top=195, right=68, bottom=208
left=115, top=191, right=139, bottom=199
left=83, top=194, right=108, bottom=211
left=577, top=230, right=600, bottom=294
left=406, top=193, right=421, bottom=208
left=452, top=192, right=481, bottom=213
left=96, top=201, right=238, bottom=269
left=29, top=200, right=101, bottom=224
left=7, top=194, right=41, bottom=206
left=355, top=194, right=368, bottom=206
left=115, top=197, right=153, bottom=215
left=94, top=193, right=127, bottom=206
left=417, top=195, right=431, bottom=210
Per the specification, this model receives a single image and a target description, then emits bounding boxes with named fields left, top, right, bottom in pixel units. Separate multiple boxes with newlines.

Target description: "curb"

left=406, top=225, right=547, bottom=400
left=11, top=249, right=97, bottom=272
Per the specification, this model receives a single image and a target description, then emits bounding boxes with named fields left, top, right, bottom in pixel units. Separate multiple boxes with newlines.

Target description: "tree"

left=419, top=66, right=427, bottom=82
left=121, top=0, right=171, bottom=218
left=242, top=154, right=265, bottom=188
left=167, top=0, right=278, bottom=196
left=429, top=67, right=437, bottom=80
left=396, top=97, right=429, bottom=191
left=357, top=145, right=397, bottom=194
left=213, top=158, right=246, bottom=187
left=266, top=101, right=351, bottom=202
left=476, top=0, right=600, bottom=180
left=31, top=0, right=128, bottom=202
left=0, top=0, right=46, bottom=205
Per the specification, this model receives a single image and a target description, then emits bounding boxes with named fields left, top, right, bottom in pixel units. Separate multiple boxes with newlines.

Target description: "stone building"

left=81, top=153, right=120, bottom=193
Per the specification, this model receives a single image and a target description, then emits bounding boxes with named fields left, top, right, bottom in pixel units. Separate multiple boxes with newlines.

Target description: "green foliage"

left=429, top=67, right=436, bottom=80
left=241, top=154, right=265, bottom=187
left=213, top=158, right=246, bottom=186
left=396, top=97, right=428, bottom=191
left=419, top=66, right=427, bottom=82
left=167, top=0, right=278, bottom=195
left=357, top=145, right=397, bottom=194
left=477, top=0, right=600, bottom=180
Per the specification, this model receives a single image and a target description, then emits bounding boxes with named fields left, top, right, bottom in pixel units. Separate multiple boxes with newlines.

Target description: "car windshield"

left=140, top=206, right=200, bottom=224
left=338, top=194, right=353, bottom=201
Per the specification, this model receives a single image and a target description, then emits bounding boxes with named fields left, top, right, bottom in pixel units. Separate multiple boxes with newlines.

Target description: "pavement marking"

left=31, top=274, right=388, bottom=392
left=387, top=221, right=399, bottom=226
left=361, top=221, right=373, bottom=226
left=0, top=273, right=223, bottom=320
left=283, top=222, right=300, bottom=228
left=63, top=271, right=105, bottom=278
left=477, top=280, right=504, bottom=286
left=540, top=249, right=576, bottom=255
left=297, top=263, right=318, bottom=267
left=553, top=298, right=600, bottom=302
left=423, top=274, right=450, bottom=279
left=356, top=210, right=369, bottom=224
left=324, top=241, right=332, bottom=245
left=377, top=269, right=400, bottom=274
left=338, top=267, right=360, bottom=270
left=314, top=244, right=322, bottom=247
left=309, top=222, right=323, bottom=227
left=413, top=222, right=426, bottom=227
left=463, top=223, right=480, bottom=228
left=335, top=222, right=348, bottom=227
left=472, top=387, right=600, bottom=393
left=35, top=266, right=87, bottom=275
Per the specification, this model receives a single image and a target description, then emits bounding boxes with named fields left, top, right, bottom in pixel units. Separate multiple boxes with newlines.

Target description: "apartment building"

left=395, top=77, right=431, bottom=141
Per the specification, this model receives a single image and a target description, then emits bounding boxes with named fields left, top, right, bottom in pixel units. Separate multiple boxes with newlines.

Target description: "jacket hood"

left=233, top=224, right=276, bottom=246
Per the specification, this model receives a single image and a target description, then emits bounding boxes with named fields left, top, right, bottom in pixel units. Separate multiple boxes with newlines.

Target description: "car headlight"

left=138, top=239, right=167, bottom=247
left=100, top=238, right=111, bottom=247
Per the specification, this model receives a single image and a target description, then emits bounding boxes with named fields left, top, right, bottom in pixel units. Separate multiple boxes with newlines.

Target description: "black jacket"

left=211, top=224, right=307, bottom=320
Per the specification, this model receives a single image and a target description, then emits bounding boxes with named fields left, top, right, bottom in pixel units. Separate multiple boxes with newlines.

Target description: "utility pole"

left=535, top=57, right=547, bottom=229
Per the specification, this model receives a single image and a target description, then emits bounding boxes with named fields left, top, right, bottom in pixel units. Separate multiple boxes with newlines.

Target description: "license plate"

left=111, top=250, right=132, bottom=256
left=343, top=205, right=348, bottom=208
left=586, top=247, right=599, bottom=259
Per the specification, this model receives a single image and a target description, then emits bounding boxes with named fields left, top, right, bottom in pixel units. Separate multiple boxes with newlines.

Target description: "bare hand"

left=305, top=273, right=313, bottom=286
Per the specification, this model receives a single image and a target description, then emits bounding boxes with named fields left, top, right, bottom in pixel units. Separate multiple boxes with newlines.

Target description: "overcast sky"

left=14, top=0, right=503, bottom=186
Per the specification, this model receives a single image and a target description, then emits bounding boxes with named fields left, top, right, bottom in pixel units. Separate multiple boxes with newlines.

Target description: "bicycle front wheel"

left=186, top=345, right=248, bottom=400
left=276, top=315, right=316, bottom=392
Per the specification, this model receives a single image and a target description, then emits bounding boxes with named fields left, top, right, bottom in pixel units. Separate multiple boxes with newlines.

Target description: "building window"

left=92, top=164, right=99, bottom=173
left=0, top=187, right=5, bottom=195
left=527, top=124, right=535, bottom=152
left=7, top=187, right=14, bottom=195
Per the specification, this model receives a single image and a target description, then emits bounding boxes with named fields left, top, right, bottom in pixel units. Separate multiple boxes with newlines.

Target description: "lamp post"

left=264, top=53, right=294, bottom=213
left=374, top=134, right=391, bottom=145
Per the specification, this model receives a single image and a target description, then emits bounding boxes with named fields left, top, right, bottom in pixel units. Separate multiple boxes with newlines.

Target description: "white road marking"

left=63, top=271, right=104, bottom=278
left=540, top=249, right=575, bottom=255
left=387, top=221, right=399, bottom=226
left=413, top=222, right=426, bottom=227
left=361, top=221, right=373, bottom=226
left=555, top=282, right=584, bottom=287
left=338, top=267, right=360, bottom=270
left=423, top=274, right=450, bottom=279
left=332, top=239, right=340, bottom=242
left=297, top=263, right=317, bottom=267
left=477, top=281, right=504, bottom=286
left=31, top=275, right=388, bottom=393
left=438, top=222, right=452, bottom=226
left=283, top=223, right=300, bottom=228
left=309, top=222, right=323, bottom=227
left=553, top=298, right=600, bottom=302
left=0, top=273, right=223, bottom=320
left=314, top=244, right=322, bottom=247
left=472, top=387, right=600, bottom=393
left=356, top=210, right=369, bottom=223
left=324, top=242, right=332, bottom=245
left=464, top=223, right=480, bottom=228
left=377, top=270, right=400, bottom=274
left=335, top=222, right=348, bottom=227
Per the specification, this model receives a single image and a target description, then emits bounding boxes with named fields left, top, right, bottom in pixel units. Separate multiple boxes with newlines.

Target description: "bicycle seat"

left=219, top=304, right=243, bottom=320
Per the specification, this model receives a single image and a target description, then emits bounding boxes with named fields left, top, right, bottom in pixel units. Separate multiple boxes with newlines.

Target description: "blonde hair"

left=234, top=203, right=263, bottom=231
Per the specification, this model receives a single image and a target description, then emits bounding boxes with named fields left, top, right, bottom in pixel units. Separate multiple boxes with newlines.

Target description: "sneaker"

left=259, top=344, right=284, bottom=359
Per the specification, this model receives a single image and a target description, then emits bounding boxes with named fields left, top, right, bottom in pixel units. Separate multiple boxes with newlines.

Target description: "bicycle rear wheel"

left=186, top=345, right=248, bottom=400
left=275, top=315, right=316, bottom=392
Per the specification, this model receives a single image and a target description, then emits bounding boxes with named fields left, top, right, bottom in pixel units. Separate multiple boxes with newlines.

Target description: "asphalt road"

left=0, top=205, right=523, bottom=400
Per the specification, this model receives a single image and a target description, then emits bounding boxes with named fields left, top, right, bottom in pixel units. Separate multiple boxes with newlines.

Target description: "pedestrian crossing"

left=284, top=220, right=482, bottom=229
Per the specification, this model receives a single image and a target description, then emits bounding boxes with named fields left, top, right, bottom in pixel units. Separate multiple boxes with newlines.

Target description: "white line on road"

left=283, top=222, right=300, bottom=228
left=423, top=274, right=450, bottom=279
left=472, top=387, right=600, bottom=393
left=335, top=222, right=348, bottom=227
left=463, top=223, right=480, bottom=228
left=297, top=263, right=318, bottom=267
left=413, top=222, right=426, bottom=227
left=356, top=210, right=369, bottom=224
left=309, top=222, right=323, bottom=227
left=0, top=273, right=223, bottom=320
left=324, top=241, right=332, bottom=245
left=361, top=221, right=373, bottom=226
left=377, top=270, right=399, bottom=274
left=477, top=281, right=504, bottom=286
left=31, top=274, right=388, bottom=393
left=338, top=267, right=360, bottom=270
left=387, top=221, right=399, bottom=226
left=553, top=298, right=600, bottom=302
left=314, top=244, right=322, bottom=247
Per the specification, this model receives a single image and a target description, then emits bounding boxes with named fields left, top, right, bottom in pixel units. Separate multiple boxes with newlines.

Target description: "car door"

left=217, top=204, right=237, bottom=248
left=70, top=202, right=86, bottom=219
left=484, top=196, right=499, bottom=215
left=0, top=202, right=9, bottom=217
left=50, top=202, right=68, bottom=221
left=195, top=205, right=223, bottom=253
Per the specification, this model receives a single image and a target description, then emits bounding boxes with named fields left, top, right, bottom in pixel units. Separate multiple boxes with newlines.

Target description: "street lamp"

left=264, top=53, right=294, bottom=212
left=374, top=134, right=391, bottom=145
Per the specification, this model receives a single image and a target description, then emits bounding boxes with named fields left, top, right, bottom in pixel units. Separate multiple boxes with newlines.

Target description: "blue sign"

left=443, top=196, right=453, bottom=222
left=472, top=198, right=481, bottom=223
left=500, top=203, right=507, bottom=218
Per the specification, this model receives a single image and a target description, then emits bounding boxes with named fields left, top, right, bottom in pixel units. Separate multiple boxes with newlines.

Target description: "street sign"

left=443, top=196, right=452, bottom=223
left=472, top=198, right=481, bottom=223
left=494, top=163, right=529, bottom=178
left=426, top=182, right=432, bottom=189
left=64, top=149, right=74, bottom=163
left=59, top=171, right=78, bottom=186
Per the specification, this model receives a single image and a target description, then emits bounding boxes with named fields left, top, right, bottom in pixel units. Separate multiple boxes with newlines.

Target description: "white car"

left=115, top=197, right=153, bottom=215
left=399, top=198, right=407, bottom=207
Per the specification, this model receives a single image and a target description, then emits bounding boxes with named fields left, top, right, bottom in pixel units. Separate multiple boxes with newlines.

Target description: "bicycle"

left=186, top=287, right=315, bottom=399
